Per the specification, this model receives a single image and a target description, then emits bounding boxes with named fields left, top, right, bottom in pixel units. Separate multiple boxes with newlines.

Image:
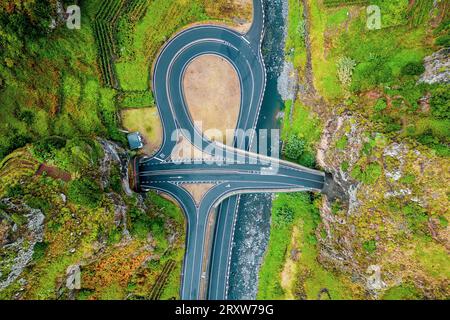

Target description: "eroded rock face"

left=316, top=113, right=450, bottom=298
left=0, top=199, right=45, bottom=291
left=278, top=60, right=298, bottom=102
left=98, top=139, right=132, bottom=196
left=419, top=48, right=450, bottom=85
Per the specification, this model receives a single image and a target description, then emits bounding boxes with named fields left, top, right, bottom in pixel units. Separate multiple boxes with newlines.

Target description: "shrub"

left=18, top=110, right=36, bottom=126
left=129, top=206, right=154, bottom=239
left=108, top=228, right=122, bottom=244
left=374, top=98, right=387, bottom=112
left=6, top=184, right=24, bottom=198
left=272, top=204, right=295, bottom=228
left=351, top=163, right=382, bottom=184
left=362, top=139, right=376, bottom=155
left=335, top=136, right=348, bottom=150
left=400, top=61, right=425, bottom=76
left=430, top=85, right=450, bottom=120
left=363, top=240, right=376, bottom=253
left=32, top=137, right=67, bottom=162
left=336, top=56, right=357, bottom=88
left=26, top=196, right=51, bottom=214
left=283, top=135, right=306, bottom=161
left=32, top=242, right=49, bottom=261
left=68, top=178, right=102, bottom=208
left=298, top=152, right=316, bottom=168
left=352, top=55, right=393, bottom=92
left=403, top=203, right=428, bottom=235
left=435, top=34, right=450, bottom=47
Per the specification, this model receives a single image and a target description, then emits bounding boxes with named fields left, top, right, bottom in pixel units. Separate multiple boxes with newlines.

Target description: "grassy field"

left=258, top=193, right=360, bottom=300
left=308, top=0, right=431, bottom=101
left=121, top=108, right=163, bottom=156
left=286, top=0, right=307, bottom=70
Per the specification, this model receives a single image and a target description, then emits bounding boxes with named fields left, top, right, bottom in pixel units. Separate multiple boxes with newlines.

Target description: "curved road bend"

left=135, top=0, right=325, bottom=300
left=142, top=0, right=266, bottom=300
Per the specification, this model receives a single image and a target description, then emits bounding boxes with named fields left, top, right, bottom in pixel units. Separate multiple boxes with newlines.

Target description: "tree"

left=273, top=204, right=294, bottom=228
left=435, top=34, right=450, bottom=47
left=18, top=110, right=35, bottom=126
left=0, top=1, right=56, bottom=64
left=68, top=178, right=102, bottom=208
left=283, top=135, right=305, bottom=161
left=401, top=61, right=425, bottom=77
left=430, top=85, right=450, bottom=119
left=32, top=137, right=67, bottom=162
left=374, top=98, right=387, bottom=112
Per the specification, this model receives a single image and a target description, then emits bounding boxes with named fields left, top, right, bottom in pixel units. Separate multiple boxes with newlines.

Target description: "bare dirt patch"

left=183, top=54, right=241, bottom=146
left=181, top=183, right=217, bottom=206
left=121, top=108, right=163, bottom=156
left=280, top=226, right=300, bottom=299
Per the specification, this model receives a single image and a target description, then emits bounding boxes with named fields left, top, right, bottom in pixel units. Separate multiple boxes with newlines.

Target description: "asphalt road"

left=136, top=0, right=326, bottom=300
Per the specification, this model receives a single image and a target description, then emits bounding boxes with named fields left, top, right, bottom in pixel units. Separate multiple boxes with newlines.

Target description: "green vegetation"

left=283, top=135, right=306, bottom=162
left=0, top=0, right=242, bottom=299
left=93, top=0, right=125, bottom=87
left=314, top=0, right=450, bottom=155
left=336, top=56, right=357, bottom=90
left=116, top=91, right=155, bottom=108
left=258, top=193, right=359, bottom=300
left=335, top=135, right=348, bottom=150
left=282, top=101, right=322, bottom=167
left=430, top=84, right=450, bottom=120
left=362, top=239, right=377, bottom=254
left=0, top=137, right=186, bottom=300
left=262, top=0, right=449, bottom=300
left=67, top=178, right=103, bottom=208
left=31, top=137, right=103, bottom=173
left=0, top=0, right=125, bottom=160
left=350, top=163, right=382, bottom=184
left=402, top=202, right=429, bottom=236
left=382, top=283, right=422, bottom=300
left=286, top=0, right=306, bottom=69
left=401, top=61, right=425, bottom=77
left=115, top=0, right=252, bottom=91
left=32, top=242, right=49, bottom=262
left=323, top=0, right=368, bottom=7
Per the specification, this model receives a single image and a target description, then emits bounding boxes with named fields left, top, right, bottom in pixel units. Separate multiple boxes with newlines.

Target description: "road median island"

left=183, top=54, right=241, bottom=146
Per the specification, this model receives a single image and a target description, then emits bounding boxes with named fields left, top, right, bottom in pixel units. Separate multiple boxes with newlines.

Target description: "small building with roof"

left=127, top=132, right=144, bottom=150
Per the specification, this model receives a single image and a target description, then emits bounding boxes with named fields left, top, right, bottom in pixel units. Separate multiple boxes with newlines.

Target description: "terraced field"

left=149, top=260, right=177, bottom=300
left=323, top=0, right=368, bottom=7
left=0, top=149, right=39, bottom=195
